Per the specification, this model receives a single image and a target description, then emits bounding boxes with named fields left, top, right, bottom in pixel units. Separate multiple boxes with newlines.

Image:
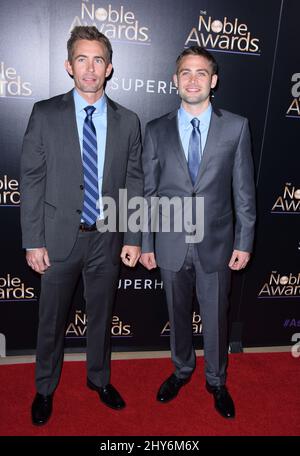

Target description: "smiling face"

left=173, top=54, right=218, bottom=114
left=65, top=39, right=112, bottom=103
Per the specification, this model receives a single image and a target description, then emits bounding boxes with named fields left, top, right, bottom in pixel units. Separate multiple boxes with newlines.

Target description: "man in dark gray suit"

left=140, top=46, right=256, bottom=419
left=20, top=26, right=143, bottom=425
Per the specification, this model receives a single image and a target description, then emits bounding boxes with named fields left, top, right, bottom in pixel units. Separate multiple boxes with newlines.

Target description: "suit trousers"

left=160, top=244, right=231, bottom=387
left=35, top=230, right=120, bottom=395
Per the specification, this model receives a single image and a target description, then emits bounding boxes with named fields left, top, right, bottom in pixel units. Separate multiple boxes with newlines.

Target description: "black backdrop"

left=0, top=0, right=299, bottom=355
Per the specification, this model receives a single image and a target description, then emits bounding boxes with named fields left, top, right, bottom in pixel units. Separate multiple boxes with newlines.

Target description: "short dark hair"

left=67, top=26, right=113, bottom=63
left=176, top=46, right=218, bottom=75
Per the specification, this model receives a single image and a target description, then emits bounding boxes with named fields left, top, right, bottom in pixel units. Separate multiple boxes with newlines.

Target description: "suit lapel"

left=102, top=97, right=120, bottom=192
left=60, top=92, right=120, bottom=192
left=194, top=107, right=223, bottom=187
left=167, top=111, right=192, bottom=182
left=60, top=90, right=83, bottom=182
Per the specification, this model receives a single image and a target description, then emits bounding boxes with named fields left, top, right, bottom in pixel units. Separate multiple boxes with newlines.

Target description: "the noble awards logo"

left=185, top=10, right=260, bottom=55
left=286, top=73, right=300, bottom=118
left=258, top=272, right=300, bottom=298
left=161, top=312, right=202, bottom=336
left=0, top=62, right=32, bottom=98
left=0, top=175, right=20, bottom=206
left=70, top=1, right=150, bottom=44
left=0, top=274, right=36, bottom=301
left=66, top=310, right=132, bottom=338
left=271, top=183, right=300, bottom=214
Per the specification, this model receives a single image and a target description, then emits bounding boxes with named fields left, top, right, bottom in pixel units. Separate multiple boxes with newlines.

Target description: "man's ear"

left=173, top=73, right=178, bottom=88
left=64, top=59, right=73, bottom=77
left=105, top=63, right=113, bottom=78
left=211, top=74, right=218, bottom=89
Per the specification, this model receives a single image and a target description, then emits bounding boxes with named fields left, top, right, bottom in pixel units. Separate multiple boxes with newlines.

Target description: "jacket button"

left=80, top=184, right=84, bottom=190
left=76, top=209, right=82, bottom=214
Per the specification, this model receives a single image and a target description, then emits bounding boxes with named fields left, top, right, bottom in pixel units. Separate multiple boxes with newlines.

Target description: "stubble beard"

left=179, top=89, right=210, bottom=106
left=75, top=77, right=102, bottom=94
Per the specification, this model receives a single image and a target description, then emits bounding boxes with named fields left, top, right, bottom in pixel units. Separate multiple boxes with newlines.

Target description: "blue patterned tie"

left=82, top=106, right=99, bottom=225
left=188, top=118, right=202, bottom=185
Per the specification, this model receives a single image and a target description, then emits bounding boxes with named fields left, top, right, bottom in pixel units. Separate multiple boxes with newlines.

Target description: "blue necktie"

left=188, top=118, right=202, bottom=185
left=82, top=106, right=99, bottom=225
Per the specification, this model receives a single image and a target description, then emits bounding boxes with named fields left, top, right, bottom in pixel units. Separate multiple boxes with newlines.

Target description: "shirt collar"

left=178, top=103, right=212, bottom=130
left=73, top=88, right=106, bottom=116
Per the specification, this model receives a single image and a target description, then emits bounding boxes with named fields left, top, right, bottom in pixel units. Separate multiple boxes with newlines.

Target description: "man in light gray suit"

left=20, top=26, right=143, bottom=425
left=140, top=46, right=256, bottom=419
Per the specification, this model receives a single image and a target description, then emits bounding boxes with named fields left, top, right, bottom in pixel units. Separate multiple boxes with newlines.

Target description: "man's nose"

left=87, top=60, right=95, bottom=72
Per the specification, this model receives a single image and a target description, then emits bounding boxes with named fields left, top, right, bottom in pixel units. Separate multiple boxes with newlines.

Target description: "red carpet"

left=0, top=353, right=299, bottom=436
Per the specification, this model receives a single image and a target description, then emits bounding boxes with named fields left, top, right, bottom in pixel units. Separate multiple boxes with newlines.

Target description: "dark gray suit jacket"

left=20, top=90, right=143, bottom=263
left=142, top=106, right=256, bottom=273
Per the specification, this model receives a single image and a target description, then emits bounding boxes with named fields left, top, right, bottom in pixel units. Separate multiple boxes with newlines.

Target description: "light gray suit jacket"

left=20, top=90, right=143, bottom=263
left=142, top=106, right=256, bottom=273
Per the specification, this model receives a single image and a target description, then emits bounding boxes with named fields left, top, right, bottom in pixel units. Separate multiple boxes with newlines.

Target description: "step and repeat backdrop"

left=0, top=0, right=299, bottom=355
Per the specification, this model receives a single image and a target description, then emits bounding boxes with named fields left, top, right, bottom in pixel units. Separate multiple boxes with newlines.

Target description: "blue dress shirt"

left=177, top=103, right=212, bottom=160
left=73, top=89, right=107, bottom=219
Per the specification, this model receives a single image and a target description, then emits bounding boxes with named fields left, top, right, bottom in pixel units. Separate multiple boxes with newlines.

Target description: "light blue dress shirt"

left=177, top=103, right=212, bottom=160
left=73, top=89, right=107, bottom=219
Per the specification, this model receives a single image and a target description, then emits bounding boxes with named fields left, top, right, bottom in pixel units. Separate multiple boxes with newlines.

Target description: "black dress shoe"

left=31, top=393, right=53, bottom=426
left=157, top=373, right=190, bottom=403
left=87, top=378, right=126, bottom=410
left=206, top=382, right=235, bottom=419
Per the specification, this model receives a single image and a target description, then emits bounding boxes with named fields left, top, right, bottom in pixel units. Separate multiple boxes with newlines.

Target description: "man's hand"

left=120, top=245, right=141, bottom=267
left=139, top=252, right=157, bottom=270
left=26, top=248, right=51, bottom=274
left=229, top=249, right=251, bottom=270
